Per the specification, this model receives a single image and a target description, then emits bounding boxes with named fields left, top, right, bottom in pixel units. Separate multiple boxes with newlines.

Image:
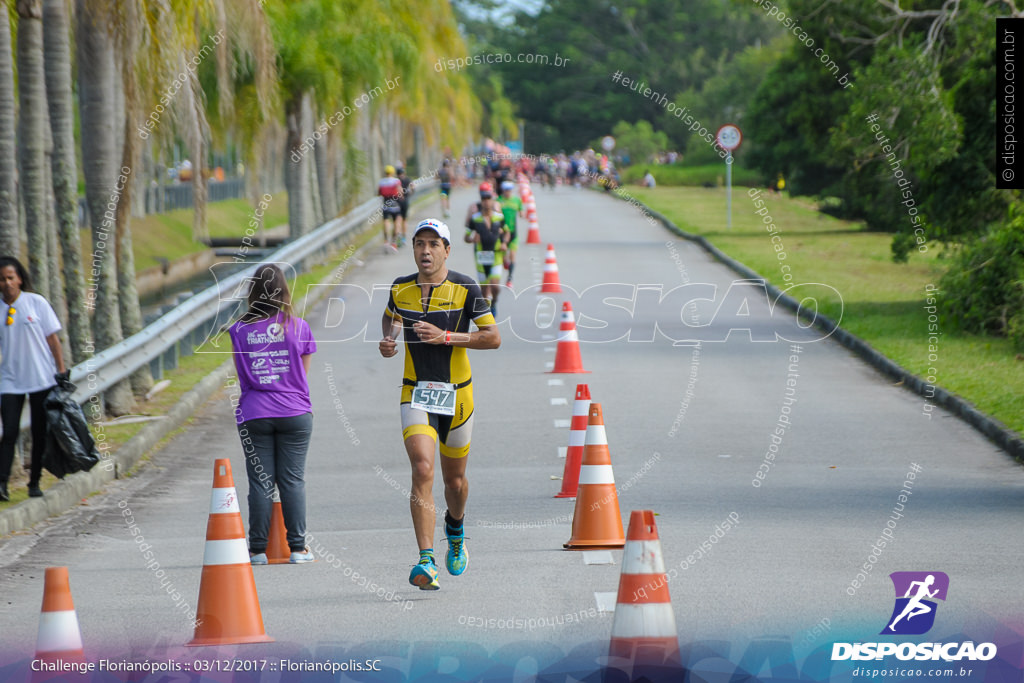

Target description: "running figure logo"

left=881, top=571, right=949, bottom=635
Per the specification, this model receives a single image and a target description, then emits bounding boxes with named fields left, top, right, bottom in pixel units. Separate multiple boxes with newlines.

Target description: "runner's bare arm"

left=380, top=312, right=402, bottom=358
left=412, top=320, right=500, bottom=350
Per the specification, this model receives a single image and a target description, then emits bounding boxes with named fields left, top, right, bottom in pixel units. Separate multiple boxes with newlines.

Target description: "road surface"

left=0, top=183, right=1021, bottom=682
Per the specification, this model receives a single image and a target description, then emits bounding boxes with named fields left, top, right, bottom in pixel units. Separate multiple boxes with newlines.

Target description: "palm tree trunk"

left=304, top=94, right=323, bottom=228
left=0, top=8, right=18, bottom=256
left=43, top=0, right=89, bottom=363
left=43, top=115, right=69, bottom=352
left=16, top=0, right=51, bottom=298
left=116, top=133, right=152, bottom=395
left=76, top=0, right=133, bottom=416
left=114, top=0, right=151, bottom=396
left=285, top=93, right=312, bottom=239
left=314, top=129, right=336, bottom=219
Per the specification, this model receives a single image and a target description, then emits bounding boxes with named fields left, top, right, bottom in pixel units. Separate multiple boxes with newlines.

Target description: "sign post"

left=716, top=124, right=742, bottom=229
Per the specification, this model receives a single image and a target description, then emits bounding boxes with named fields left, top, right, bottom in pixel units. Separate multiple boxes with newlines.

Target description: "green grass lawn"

left=620, top=163, right=762, bottom=187
left=631, top=186, right=1024, bottom=436
left=80, top=194, right=291, bottom=273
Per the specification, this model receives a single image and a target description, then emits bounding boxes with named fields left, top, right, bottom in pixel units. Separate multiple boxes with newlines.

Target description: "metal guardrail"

left=67, top=181, right=436, bottom=404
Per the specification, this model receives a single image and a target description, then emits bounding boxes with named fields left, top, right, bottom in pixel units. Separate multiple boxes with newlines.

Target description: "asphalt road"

left=0, top=183, right=1022, bottom=681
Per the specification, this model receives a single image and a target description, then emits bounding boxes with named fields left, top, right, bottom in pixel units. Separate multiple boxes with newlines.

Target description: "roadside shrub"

left=939, top=212, right=1024, bottom=348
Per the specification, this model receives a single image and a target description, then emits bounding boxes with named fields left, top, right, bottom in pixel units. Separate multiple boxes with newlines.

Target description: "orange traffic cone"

left=540, top=244, right=562, bottom=293
left=609, top=510, right=681, bottom=671
left=265, top=490, right=290, bottom=564
left=564, top=403, right=624, bottom=549
left=551, top=302, right=589, bottom=374
left=555, top=384, right=591, bottom=498
left=35, top=567, right=84, bottom=660
left=187, top=459, right=273, bottom=646
left=525, top=198, right=541, bottom=244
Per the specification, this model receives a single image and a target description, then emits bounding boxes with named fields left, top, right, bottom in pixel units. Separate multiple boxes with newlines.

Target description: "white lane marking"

left=550, top=397, right=568, bottom=406
left=553, top=419, right=571, bottom=428
left=557, top=446, right=568, bottom=458
left=583, top=550, right=615, bottom=565
left=595, top=592, right=619, bottom=613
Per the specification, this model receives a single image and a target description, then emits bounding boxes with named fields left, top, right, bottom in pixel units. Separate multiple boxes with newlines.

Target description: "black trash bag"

left=43, top=373, right=100, bottom=478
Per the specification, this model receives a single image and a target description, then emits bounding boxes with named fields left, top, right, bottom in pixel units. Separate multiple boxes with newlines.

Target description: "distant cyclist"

left=378, top=219, right=501, bottom=590
left=378, top=165, right=402, bottom=252
left=465, top=182, right=509, bottom=317
left=498, top=181, right=524, bottom=288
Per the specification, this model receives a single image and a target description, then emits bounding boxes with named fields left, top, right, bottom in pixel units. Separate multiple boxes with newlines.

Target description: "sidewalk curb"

left=0, top=222, right=385, bottom=539
left=615, top=191, right=1024, bottom=464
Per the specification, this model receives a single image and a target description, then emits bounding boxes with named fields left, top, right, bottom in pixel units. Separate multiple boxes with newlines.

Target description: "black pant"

left=239, top=413, right=313, bottom=553
left=0, top=389, right=51, bottom=487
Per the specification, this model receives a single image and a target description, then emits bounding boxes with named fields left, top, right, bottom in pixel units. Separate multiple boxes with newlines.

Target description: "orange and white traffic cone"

left=564, top=403, right=624, bottom=549
left=609, top=510, right=680, bottom=672
left=551, top=302, right=588, bottom=374
left=265, top=488, right=290, bottom=564
left=35, top=567, right=84, bottom=661
left=187, top=459, right=273, bottom=646
left=540, top=244, right=562, bottom=293
left=555, top=384, right=591, bottom=498
left=525, top=198, right=541, bottom=244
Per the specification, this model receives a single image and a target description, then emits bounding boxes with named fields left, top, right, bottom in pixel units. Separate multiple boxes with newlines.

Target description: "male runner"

left=378, top=165, right=402, bottom=252
left=498, top=181, right=524, bottom=287
left=379, top=219, right=501, bottom=590
left=438, top=159, right=453, bottom=218
left=396, top=166, right=414, bottom=246
left=464, top=183, right=509, bottom=317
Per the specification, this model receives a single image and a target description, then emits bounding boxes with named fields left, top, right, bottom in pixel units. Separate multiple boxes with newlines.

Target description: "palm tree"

left=43, top=0, right=90, bottom=363
left=16, top=0, right=51, bottom=298
left=0, top=4, right=17, bottom=257
left=76, top=0, right=134, bottom=415
left=42, top=116, right=68, bottom=351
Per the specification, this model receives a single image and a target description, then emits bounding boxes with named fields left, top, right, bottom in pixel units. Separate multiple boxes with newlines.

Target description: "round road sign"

left=716, top=124, right=742, bottom=151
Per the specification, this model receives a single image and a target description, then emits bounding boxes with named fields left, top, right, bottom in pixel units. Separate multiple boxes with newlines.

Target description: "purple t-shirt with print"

left=228, top=313, right=317, bottom=423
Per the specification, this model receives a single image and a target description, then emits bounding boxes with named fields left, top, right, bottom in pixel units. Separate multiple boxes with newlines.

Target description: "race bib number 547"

left=410, top=381, right=456, bottom=416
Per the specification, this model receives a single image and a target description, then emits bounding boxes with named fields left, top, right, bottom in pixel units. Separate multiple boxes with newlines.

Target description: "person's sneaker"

left=409, top=556, right=440, bottom=590
left=445, top=530, right=468, bottom=576
left=249, top=552, right=268, bottom=565
left=27, top=485, right=42, bottom=498
left=505, top=280, right=513, bottom=289
left=0, top=482, right=8, bottom=502
left=289, top=547, right=315, bottom=563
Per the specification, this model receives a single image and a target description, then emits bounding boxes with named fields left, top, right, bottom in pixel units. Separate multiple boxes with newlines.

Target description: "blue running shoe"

left=409, top=556, right=440, bottom=590
left=445, top=531, right=468, bottom=576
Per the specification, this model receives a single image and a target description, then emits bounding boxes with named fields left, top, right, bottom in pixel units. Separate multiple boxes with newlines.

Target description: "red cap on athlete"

left=479, top=182, right=494, bottom=198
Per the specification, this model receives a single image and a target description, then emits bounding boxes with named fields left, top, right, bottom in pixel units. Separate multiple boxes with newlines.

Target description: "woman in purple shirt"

left=229, top=264, right=316, bottom=564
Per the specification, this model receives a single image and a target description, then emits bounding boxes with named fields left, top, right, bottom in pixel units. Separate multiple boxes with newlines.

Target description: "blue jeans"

left=238, top=413, right=313, bottom=553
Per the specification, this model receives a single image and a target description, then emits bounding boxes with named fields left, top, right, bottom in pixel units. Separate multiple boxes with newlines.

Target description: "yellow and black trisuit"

left=385, top=271, right=496, bottom=458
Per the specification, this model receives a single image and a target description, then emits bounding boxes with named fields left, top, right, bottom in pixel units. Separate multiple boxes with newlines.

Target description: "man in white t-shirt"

left=0, top=256, right=66, bottom=500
